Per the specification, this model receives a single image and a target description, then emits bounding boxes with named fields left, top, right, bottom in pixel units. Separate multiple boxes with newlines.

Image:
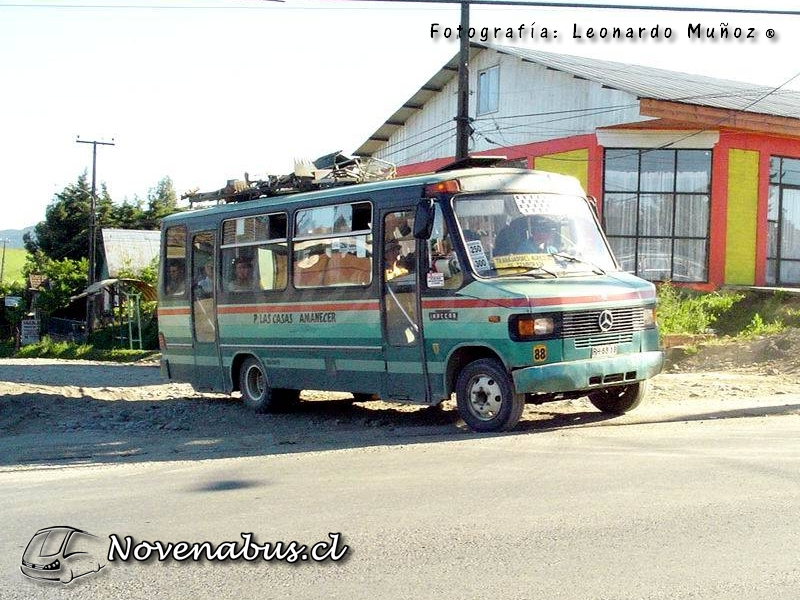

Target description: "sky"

left=1, top=0, right=800, bottom=231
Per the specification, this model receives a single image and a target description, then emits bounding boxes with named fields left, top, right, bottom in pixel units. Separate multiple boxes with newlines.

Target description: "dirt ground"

left=1, top=329, right=798, bottom=467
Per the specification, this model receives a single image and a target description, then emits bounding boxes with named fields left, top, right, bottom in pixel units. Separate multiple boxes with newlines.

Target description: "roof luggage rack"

left=182, top=151, right=396, bottom=206
left=435, top=155, right=509, bottom=172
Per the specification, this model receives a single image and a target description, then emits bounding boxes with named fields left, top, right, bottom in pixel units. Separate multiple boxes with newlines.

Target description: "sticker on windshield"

left=466, top=240, right=490, bottom=272
left=492, top=253, right=555, bottom=269
left=427, top=271, right=445, bottom=287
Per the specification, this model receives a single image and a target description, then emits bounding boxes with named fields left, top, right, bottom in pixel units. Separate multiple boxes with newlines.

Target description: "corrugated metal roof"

left=356, top=42, right=800, bottom=156
left=100, top=228, right=160, bottom=278
left=487, top=43, right=800, bottom=118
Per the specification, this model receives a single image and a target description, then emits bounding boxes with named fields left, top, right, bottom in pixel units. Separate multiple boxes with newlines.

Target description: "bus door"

left=381, top=209, right=430, bottom=403
left=189, top=231, right=223, bottom=391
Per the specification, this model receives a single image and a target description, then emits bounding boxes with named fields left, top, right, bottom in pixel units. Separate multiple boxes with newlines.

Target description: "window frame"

left=292, top=200, right=374, bottom=289
left=767, top=156, right=800, bottom=285
left=220, top=212, right=289, bottom=293
left=477, top=64, right=500, bottom=116
left=602, top=148, right=712, bottom=283
left=162, top=224, right=188, bottom=298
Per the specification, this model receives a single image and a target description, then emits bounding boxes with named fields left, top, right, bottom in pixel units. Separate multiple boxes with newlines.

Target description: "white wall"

left=374, top=49, right=649, bottom=166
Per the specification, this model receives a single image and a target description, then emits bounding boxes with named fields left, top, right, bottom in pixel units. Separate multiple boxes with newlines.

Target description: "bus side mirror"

left=413, top=199, right=435, bottom=239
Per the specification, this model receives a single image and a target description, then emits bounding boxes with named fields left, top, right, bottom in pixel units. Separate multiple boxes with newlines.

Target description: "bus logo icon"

left=20, top=526, right=106, bottom=584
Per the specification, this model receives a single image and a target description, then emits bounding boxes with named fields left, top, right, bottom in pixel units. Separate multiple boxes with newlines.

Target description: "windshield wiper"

left=523, top=266, right=559, bottom=278
left=550, top=252, right=606, bottom=275
left=492, top=264, right=559, bottom=278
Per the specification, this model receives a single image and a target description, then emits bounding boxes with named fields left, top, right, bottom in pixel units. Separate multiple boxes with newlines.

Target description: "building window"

left=768, top=156, right=800, bottom=285
left=603, top=148, right=712, bottom=283
left=477, top=65, right=499, bottom=115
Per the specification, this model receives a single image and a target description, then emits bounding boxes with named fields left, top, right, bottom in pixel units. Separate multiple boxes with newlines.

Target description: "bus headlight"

left=643, top=307, right=657, bottom=328
left=509, top=314, right=557, bottom=340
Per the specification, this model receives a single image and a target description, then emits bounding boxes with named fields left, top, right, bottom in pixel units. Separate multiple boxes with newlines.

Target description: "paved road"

left=2, top=411, right=799, bottom=600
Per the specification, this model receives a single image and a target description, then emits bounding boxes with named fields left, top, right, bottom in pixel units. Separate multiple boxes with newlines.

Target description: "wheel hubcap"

left=245, top=365, right=265, bottom=399
left=467, top=375, right=503, bottom=421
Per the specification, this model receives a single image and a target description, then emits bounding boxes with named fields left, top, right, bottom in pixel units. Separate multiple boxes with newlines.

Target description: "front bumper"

left=512, top=350, right=664, bottom=395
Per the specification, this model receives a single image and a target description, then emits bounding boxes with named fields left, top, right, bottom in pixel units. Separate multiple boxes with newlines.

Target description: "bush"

left=656, top=282, right=744, bottom=335
left=14, top=336, right=155, bottom=362
left=740, top=313, right=785, bottom=338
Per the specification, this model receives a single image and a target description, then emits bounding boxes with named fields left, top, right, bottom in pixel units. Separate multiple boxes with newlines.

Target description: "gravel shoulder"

left=1, top=330, right=798, bottom=469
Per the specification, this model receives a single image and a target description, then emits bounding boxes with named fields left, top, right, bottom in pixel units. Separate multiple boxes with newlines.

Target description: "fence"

left=47, top=317, right=87, bottom=343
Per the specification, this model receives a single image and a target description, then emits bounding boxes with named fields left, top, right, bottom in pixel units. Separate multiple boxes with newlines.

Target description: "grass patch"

left=0, top=247, right=28, bottom=284
left=656, top=283, right=744, bottom=335
left=740, top=313, right=785, bottom=339
left=10, top=336, right=156, bottom=362
left=657, top=282, right=800, bottom=337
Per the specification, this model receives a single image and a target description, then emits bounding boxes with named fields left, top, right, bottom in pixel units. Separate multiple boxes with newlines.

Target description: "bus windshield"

left=452, top=192, right=618, bottom=278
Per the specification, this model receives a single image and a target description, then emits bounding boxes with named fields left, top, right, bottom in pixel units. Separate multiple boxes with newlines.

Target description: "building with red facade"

left=356, top=43, right=800, bottom=289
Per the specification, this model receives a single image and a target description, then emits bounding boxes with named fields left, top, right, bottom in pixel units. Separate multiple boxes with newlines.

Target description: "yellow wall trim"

left=724, top=149, right=759, bottom=285
left=534, top=149, right=589, bottom=191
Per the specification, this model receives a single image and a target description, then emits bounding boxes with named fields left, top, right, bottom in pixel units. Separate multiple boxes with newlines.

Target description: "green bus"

left=158, top=165, right=663, bottom=432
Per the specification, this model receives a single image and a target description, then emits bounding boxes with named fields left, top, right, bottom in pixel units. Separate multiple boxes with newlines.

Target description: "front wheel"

left=588, top=380, right=648, bottom=414
left=455, top=358, right=525, bottom=432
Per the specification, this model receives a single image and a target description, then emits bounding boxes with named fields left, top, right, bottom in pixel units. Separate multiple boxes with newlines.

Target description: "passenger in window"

left=384, top=239, right=410, bottom=281
left=166, top=262, right=186, bottom=296
left=229, top=256, right=256, bottom=292
left=196, top=264, right=214, bottom=297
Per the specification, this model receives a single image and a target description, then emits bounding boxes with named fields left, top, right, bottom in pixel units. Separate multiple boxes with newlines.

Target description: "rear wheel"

left=239, top=357, right=298, bottom=413
left=588, top=381, right=648, bottom=414
left=455, top=358, right=525, bottom=432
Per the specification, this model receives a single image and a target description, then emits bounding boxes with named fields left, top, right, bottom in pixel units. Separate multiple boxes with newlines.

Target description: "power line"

left=6, top=0, right=800, bottom=13
left=0, top=0, right=449, bottom=8
left=340, top=0, right=800, bottom=17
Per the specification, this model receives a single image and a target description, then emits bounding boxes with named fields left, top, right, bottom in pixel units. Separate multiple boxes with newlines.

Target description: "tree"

left=23, top=173, right=179, bottom=265
left=142, top=176, right=179, bottom=230
left=23, top=172, right=114, bottom=262
left=113, top=197, right=147, bottom=230
left=23, top=250, right=88, bottom=320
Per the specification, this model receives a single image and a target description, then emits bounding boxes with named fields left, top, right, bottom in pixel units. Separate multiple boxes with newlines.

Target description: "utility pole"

left=76, top=136, right=115, bottom=335
left=0, top=238, right=9, bottom=284
left=454, top=1, right=471, bottom=160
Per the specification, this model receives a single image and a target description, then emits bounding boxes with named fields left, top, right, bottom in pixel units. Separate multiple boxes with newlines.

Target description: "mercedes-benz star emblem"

left=598, top=309, right=614, bottom=332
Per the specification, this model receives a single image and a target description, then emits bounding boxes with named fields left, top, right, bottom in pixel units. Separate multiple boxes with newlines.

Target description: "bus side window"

left=426, top=207, right=463, bottom=290
left=221, top=213, right=288, bottom=293
left=294, top=248, right=329, bottom=287
left=256, top=245, right=289, bottom=291
left=324, top=252, right=371, bottom=286
left=293, top=201, right=373, bottom=289
left=163, top=225, right=187, bottom=297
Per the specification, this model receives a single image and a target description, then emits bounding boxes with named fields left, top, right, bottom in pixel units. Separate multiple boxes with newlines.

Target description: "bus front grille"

left=562, top=307, right=646, bottom=349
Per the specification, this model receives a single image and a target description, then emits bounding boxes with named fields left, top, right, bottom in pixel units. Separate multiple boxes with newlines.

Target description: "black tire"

left=239, top=357, right=294, bottom=413
left=455, top=358, right=525, bottom=432
left=588, top=380, right=648, bottom=414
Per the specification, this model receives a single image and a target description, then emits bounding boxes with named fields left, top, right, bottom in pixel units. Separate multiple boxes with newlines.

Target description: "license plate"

left=591, top=344, right=618, bottom=358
